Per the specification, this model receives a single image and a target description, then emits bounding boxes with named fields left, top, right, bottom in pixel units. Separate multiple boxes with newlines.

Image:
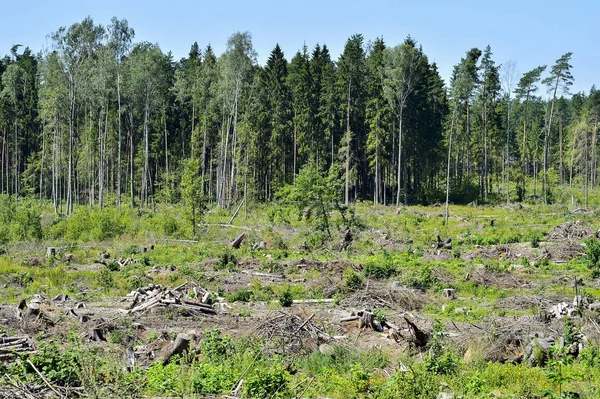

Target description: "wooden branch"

left=27, top=359, right=64, bottom=399
left=293, top=313, right=315, bottom=334
left=227, top=199, right=245, bottom=225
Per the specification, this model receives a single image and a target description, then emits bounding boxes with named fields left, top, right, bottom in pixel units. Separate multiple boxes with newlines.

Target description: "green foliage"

left=0, top=196, right=42, bottom=243
left=363, top=251, right=398, bottom=278
left=374, top=308, right=387, bottom=324
left=562, top=317, right=581, bottom=345
left=277, top=161, right=341, bottom=237
left=216, top=250, right=237, bottom=271
left=343, top=268, right=365, bottom=292
left=544, top=346, right=579, bottom=398
left=226, top=289, right=253, bottom=303
left=350, top=363, right=372, bottom=393
left=27, top=340, right=80, bottom=386
left=401, top=266, right=438, bottom=290
left=200, top=327, right=232, bottom=361
left=424, top=321, right=458, bottom=375
left=279, top=286, right=294, bottom=307
left=584, top=238, right=600, bottom=277
left=180, top=158, right=207, bottom=237
left=244, top=361, right=290, bottom=399
left=383, top=365, right=439, bottom=399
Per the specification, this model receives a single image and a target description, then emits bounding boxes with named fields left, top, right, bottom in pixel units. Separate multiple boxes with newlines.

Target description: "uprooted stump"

left=436, top=235, right=452, bottom=250
left=404, top=316, right=430, bottom=348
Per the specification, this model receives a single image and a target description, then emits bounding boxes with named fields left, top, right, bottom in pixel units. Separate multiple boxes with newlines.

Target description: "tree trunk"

left=117, top=71, right=122, bottom=206
left=67, top=80, right=75, bottom=215
left=396, top=105, right=404, bottom=207
left=129, top=105, right=135, bottom=208
left=445, top=102, right=457, bottom=225
left=40, top=124, right=46, bottom=203
left=543, top=78, right=560, bottom=204
left=345, top=81, right=351, bottom=206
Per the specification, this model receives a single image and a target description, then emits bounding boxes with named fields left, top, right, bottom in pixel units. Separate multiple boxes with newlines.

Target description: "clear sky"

left=1, top=0, right=596, bottom=95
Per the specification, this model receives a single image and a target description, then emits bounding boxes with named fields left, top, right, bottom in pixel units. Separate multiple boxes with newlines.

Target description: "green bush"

left=244, top=362, right=290, bottom=399
left=226, top=289, right=253, bottom=303
left=401, top=266, right=438, bottom=290
left=584, top=238, right=600, bottom=278
left=192, top=363, right=236, bottom=394
left=27, top=340, right=80, bottom=386
left=200, top=328, right=232, bottom=360
left=343, top=268, right=365, bottom=292
left=279, top=287, right=294, bottom=307
left=364, top=251, right=398, bottom=279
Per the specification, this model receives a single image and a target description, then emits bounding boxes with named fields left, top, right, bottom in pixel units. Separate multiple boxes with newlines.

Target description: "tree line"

left=0, top=16, right=596, bottom=215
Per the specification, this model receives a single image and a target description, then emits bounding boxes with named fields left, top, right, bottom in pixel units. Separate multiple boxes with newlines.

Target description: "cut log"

left=163, top=333, right=191, bottom=365
left=231, top=232, right=247, bottom=249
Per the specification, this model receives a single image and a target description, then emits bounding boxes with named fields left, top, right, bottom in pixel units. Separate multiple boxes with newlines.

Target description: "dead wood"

left=231, top=232, right=247, bottom=249
left=163, top=333, right=191, bottom=365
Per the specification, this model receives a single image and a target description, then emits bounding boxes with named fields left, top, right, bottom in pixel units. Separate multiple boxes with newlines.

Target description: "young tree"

left=181, top=158, right=206, bottom=236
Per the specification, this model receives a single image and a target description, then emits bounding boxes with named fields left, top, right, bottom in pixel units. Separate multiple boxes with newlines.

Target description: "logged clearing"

left=2, top=202, right=600, bottom=398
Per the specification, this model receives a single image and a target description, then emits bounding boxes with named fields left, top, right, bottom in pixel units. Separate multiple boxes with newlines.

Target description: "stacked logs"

left=0, top=334, right=35, bottom=361
left=123, top=282, right=215, bottom=316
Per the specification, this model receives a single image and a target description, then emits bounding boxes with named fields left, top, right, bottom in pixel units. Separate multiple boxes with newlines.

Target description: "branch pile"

left=253, top=311, right=330, bottom=354
left=122, top=282, right=215, bottom=316
left=547, top=221, right=593, bottom=241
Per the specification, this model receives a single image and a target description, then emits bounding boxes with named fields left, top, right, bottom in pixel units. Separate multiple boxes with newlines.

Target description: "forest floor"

left=2, top=202, right=600, bottom=398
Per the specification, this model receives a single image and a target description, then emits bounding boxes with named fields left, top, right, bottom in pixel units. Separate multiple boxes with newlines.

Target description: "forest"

left=4, top=16, right=600, bottom=399
left=1, top=16, right=595, bottom=214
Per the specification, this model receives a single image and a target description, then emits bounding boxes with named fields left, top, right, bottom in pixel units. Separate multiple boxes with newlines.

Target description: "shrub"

left=226, top=289, right=253, bottom=303
left=215, top=250, right=237, bottom=271
left=28, top=340, right=80, bottom=386
left=401, top=266, right=438, bottom=290
left=244, top=362, right=290, bottom=399
left=200, top=328, right=232, bottom=360
left=343, top=268, right=365, bottom=292
left=279, top=287, right=294, bottom=307
left=584, top=238, right=600, bottom=278
left=363, top=252, right=398, bottom=279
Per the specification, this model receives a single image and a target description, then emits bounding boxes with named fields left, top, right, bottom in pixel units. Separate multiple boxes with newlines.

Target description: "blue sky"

left=1, top=0, right=596, bottom=95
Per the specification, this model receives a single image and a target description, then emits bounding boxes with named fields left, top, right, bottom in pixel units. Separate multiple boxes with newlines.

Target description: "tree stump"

left=163, top=333, right=191, bottom=365
left=358, top=310, right=375, bottom=329
left=45, top=247, right=57, bottom=258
